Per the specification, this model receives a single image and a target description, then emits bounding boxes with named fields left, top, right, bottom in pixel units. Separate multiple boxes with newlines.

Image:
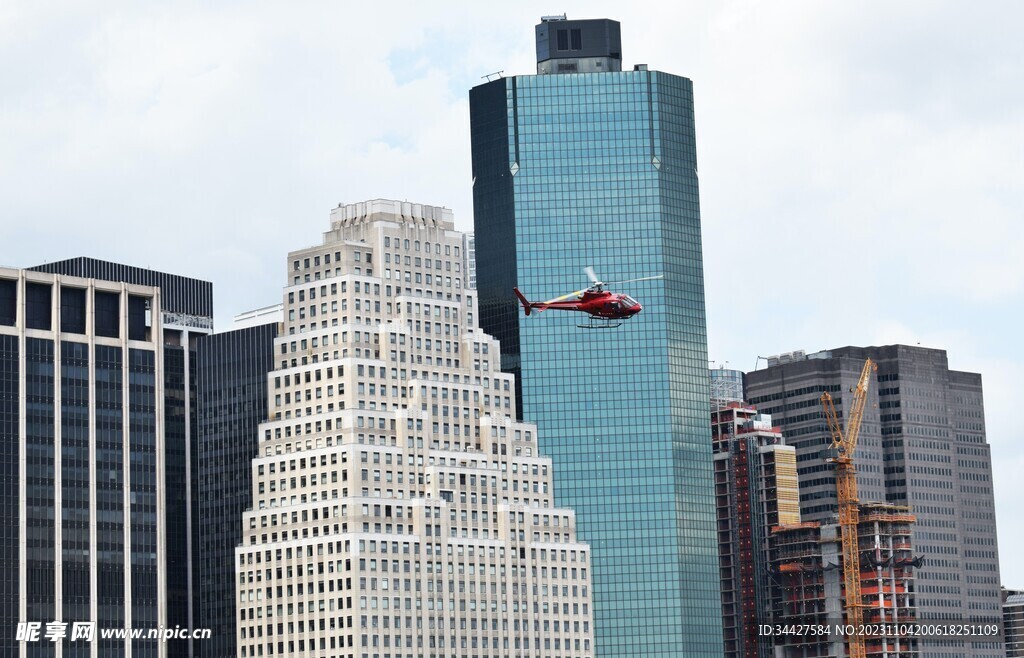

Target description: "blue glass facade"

left=472, top=70, right=723, bottom=656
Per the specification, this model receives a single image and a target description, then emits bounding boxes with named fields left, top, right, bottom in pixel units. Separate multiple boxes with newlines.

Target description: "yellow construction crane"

left=820, top=358, right=876, bottom=658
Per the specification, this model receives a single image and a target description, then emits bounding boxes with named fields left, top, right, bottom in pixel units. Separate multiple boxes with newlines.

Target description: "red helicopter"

left=513, top=267, right=663, bottom=329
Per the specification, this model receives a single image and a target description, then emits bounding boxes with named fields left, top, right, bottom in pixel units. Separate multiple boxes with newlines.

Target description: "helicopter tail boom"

left=513, top=287, right=534, bottom=316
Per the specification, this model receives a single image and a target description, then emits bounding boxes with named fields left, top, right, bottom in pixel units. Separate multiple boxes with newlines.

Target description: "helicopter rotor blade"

left=604, top=274, right=665, bottom=286
left=584, top=266, right=600, bottom=285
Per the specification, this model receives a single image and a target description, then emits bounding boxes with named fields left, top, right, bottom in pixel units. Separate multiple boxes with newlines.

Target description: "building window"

left=25, top=282, right=51, bottom=330
left=60, top=287, right=87, bottom=334
left=0, top=279, right=15, bottom=326
left=128, top=295, right=148, bottom=340
left=94, top=291, right=120, bottom=338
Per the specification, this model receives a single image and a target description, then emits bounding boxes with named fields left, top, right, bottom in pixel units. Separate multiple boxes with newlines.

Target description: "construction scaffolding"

left=771, top=503, right=921, bottom=657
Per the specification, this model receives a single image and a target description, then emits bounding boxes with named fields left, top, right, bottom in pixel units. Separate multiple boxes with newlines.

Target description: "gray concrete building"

left=745, top=345, right=1004, bottom=658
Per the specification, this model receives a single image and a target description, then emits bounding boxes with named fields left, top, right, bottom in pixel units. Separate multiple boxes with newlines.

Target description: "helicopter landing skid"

left=577, top=321, right=623, bottom=329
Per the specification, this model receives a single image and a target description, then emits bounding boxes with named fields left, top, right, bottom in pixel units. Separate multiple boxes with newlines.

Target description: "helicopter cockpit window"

left=621, top=296, right=638, bottom=308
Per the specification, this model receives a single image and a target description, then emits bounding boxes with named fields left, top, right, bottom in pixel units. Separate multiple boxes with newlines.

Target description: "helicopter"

left=513, top=267, right=663, bottom=329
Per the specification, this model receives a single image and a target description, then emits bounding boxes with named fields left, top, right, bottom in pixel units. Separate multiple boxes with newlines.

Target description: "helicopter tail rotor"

left=513, top=287, right=533, bottom=316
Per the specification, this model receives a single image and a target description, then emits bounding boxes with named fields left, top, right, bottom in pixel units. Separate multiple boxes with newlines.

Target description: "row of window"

left=0, top=279, right=151, bottom=339
left=294, top=250, right=372, bottom=273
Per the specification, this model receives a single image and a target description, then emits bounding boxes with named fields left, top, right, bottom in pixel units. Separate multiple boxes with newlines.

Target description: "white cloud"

left=2, top=0, right=1022, bottom=585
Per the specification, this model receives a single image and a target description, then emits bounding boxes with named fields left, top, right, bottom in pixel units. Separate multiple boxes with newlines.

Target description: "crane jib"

left=820, top=357, right=876, bottom=658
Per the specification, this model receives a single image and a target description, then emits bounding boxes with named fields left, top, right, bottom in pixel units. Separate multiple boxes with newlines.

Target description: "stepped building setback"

left=235, top=200, right=593, bottom=657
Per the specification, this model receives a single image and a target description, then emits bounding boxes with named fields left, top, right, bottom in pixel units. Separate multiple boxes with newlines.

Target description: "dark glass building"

left=3, top=260, right=214, bottom=657
left=471, top=17, right=723, bottom=657
left=31, top=257, right=213, bottom=320
left=195, top=319, right=277, bottom=658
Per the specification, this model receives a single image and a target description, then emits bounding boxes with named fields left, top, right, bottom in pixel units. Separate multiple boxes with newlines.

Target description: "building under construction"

left=712, top=398, right=801, bottom=658
left=772, top=502, right=921, bottom=657
left=746, top=346, right=1004, bottom=658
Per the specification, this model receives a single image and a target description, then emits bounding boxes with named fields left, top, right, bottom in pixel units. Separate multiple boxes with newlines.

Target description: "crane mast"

left=820, top=358, right=875, bottom=658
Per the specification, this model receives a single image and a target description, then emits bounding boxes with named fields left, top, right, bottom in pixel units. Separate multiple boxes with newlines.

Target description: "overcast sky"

left=3, top=1, right=1022, bottom=587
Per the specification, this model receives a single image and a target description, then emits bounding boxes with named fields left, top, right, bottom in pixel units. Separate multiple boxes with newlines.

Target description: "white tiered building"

left=235, top=200, right=593, bottom=658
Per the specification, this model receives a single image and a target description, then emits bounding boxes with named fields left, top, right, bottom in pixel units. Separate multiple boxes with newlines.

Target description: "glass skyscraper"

left=471, top=17, right=723, bottom=657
